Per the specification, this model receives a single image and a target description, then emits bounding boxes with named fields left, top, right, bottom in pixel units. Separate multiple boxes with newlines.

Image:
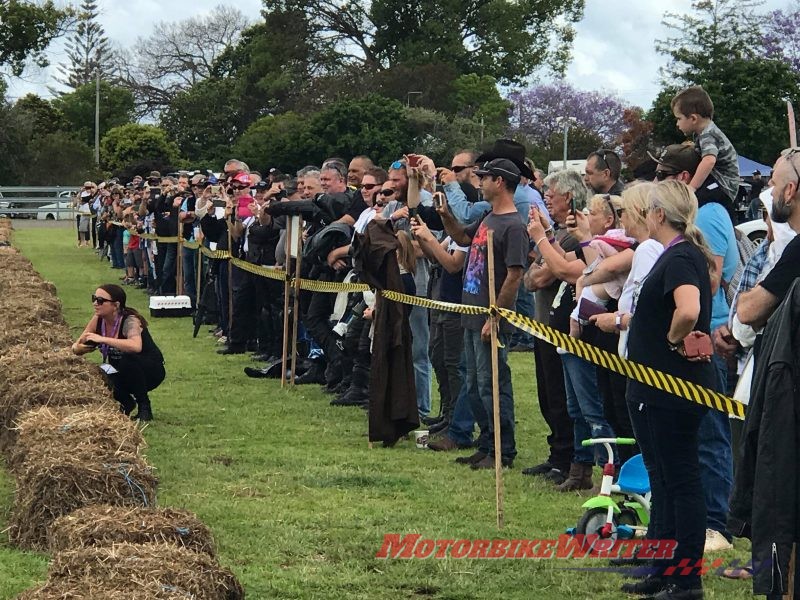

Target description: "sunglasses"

left=781, top=147, right=800, bottom=182
left=602, top=194, right=621, bottom=219
left=379, top=189, right=396, bottom=197
left=655, top=170, right=678, bottom=181
left=594, top=149, right=617, bottom=172
left=361, top=183, right=379, bottom=191
left=390, top=160, right=406, bottom=170
left=231, top=185, right=248, bottom=191
left=91, top=294, right=112, bottom=305
left=451, top=165, right=473, bottom=173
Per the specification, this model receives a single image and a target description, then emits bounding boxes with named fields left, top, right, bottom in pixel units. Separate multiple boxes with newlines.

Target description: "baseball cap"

left=232, top=172, right=251, bottom=186
left=148, top=170, right=162, bottom=179
left=474, top=158, right=522, bottom=184
left=252, top=180, right=269, bottom=191
left=190, top=174, right=207, bottom=186
left=648, top=144, right=700, bottom=175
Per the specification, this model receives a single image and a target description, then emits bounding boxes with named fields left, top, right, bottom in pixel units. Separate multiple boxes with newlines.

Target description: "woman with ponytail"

left=620, top=179, right=715, bottom=600
left=72, top=284, right=165, bottom=421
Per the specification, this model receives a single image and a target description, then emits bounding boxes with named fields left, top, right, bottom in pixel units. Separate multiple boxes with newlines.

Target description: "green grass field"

left=0, top=225, right=754, bottom=599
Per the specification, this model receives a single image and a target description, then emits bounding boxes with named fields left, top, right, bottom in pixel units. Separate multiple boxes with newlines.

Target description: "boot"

left=556, top=463, right=594, bottom=492
left=294, top=360, right=326, bottom=385
left=331, top=363, right=368, bottom=406
left=132, top=396, right=153, bottom=422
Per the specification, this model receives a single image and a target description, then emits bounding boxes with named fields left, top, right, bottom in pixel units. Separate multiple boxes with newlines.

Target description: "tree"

left=118, top=5, right=250, bottom=118
left=232, top=112, right=311, bottom=173
left=56, top=0, right=116, bottom=90
left=405, top=107, right=487, bottom=166
left=301, top=95, right=414, bottom=167
left=13, top=93, right=68, bottom=137
left=17, top=131, right=98, bottom=185
left=762, top=1, right=800, bottom=74
left=522, top=126, right=605, bottom=174
left=507, top=82, right=630, bottom=148
left=100, top=124, right=182, bottom=173
left=53, top=82, right=134, bottom=147
left=261, top=0, right=585, bottom=84
left=449, top=74, right=510, bottom=127
left=618, top=107, right=655, bottom=171
left=0, top=0, right=70, bottom=76
left=651, top=0, right=800, bottom=162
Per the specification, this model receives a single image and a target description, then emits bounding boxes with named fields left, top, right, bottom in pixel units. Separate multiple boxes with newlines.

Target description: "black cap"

left=474, top=158, right=522, bottom=185
left=252, top=181, right=269, bottom=191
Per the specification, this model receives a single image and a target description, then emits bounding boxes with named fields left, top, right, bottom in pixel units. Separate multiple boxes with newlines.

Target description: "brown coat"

left=353, top=219, right=419, bottom=445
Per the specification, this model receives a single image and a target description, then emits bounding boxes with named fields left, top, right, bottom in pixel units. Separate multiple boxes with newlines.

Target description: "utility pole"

left=94, top=50, right=101, bottom=167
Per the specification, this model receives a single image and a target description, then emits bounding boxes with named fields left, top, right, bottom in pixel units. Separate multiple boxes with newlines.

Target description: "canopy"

left=738, top=156, right=772, bottom=177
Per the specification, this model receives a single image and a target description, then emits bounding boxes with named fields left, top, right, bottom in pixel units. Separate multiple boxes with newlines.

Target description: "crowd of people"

left=72, top=84, right=800, bottom=600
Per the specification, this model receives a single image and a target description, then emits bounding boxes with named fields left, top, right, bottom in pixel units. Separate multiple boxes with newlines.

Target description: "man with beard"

left=584, top=149, right=625, bottom=195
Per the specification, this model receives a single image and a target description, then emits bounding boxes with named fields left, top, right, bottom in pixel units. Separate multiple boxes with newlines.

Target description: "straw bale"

left=48, top=505, right=215, bottom=556
left=8, top=448, right=158, bottom=550
left=9, top=405, right=145, bottom=473
left=16, top=579, right=197, bottom=599
left=0, top=346, right=112, bottom=453
left=47, top=543, right=244, bottom=600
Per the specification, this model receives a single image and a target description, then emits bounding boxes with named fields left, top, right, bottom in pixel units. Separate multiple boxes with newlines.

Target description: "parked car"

left=37, top=200, right=75, bottom=221
left=735, top=218, right=767, bottom=246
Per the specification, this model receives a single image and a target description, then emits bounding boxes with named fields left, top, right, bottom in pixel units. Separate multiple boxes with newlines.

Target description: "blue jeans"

left=510, top=280, right=536, bottom=347
left=562, top=352, right=616, bottom=465
left=445, top=350, right=475, bottom=446
left=111, top=231, right=125, bottom=268
left=463, top=329, right=516, bottom=460
left=698, top=354, right=733, bottom=538
left=182, top=246, right=197, bottom=302
left=410, top=305, right=431, bottom=416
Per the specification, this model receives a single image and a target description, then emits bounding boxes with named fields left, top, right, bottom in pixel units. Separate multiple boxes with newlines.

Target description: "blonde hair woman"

left=619, top=179, right=716, bottom=598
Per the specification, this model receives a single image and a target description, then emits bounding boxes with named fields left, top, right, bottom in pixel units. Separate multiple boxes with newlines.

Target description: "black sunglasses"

left=379, top=189, right=396, bottom=197
left=655, top=170, right=678, bottom=181
left=451, top=165, right=473, bottom=173
left=91, top=294, right=112, bottom=305
left=594, top=149, right=618, bottom=172
left=781, top=147, right=800, bottom=182
left=361, top=183, right=379, bottom=190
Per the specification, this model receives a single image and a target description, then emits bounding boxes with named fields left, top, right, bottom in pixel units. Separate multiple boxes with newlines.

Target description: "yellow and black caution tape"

left=113, top=232, right=744, bottom=418
left=497, top=307, right=745, bottom=419
left=381, top=290, right=490, bottom=316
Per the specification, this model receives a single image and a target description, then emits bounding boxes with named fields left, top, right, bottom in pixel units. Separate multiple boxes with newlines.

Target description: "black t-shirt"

left=345, top=190, right=367, bottom=222
left=626, top=241, right=715, bottom=411
left=761, top=234, right=800, bottom=302
left=460, top=211, right=529, bottom=332
left=181, top=196, right=196, bottom=240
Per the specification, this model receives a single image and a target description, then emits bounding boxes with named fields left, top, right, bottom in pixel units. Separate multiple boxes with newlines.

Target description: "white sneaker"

left=704, top=528, right=733, bottom=552
left=216, top=336, right=227, bottom=345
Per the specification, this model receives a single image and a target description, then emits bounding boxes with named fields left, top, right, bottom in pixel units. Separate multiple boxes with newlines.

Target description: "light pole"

left=406, top=91, right=422, bottom=107
left=556, top=116, right=577, bottom=169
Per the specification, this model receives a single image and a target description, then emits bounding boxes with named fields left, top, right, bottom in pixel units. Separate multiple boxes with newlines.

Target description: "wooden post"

left=290, top=217, right=304, bottom=383
left=788, top=101, right=797, bottom=149
left=195, top=245, right=202, bottom=308
left=787, top=543, right=796, bottom=600
left=176, top=235, right=184, bottom=296
left=486, top=229, right=505, bottom=529
left=280, top=218, right=293, bottom=388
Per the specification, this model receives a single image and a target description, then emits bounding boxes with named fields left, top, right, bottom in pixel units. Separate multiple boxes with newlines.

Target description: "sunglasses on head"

left=390, top=160, right=406, bottom=170
left=91, top=294, right=112, bottom=305
left=379, top=189, right=395, bottom=197
left=655, top=170, right=678, bottom=181
left=781, top=147, right=800, bottom=182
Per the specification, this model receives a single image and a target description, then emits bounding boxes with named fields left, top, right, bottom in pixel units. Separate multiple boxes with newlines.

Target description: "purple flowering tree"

left=762, top=2, right=800, bottom=74
left=506, top=81, right=631, bottom=146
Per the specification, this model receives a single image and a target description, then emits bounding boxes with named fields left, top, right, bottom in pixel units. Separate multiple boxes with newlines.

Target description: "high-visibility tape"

left=124, top=232, right=745, bottom=418
left=497, top=307, right=745, bottom=419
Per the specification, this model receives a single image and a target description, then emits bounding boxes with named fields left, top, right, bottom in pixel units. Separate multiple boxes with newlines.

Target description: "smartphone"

left=683, top=332, right=713, bottom=358
left=212, top=199, right=227, bottom=208
left=407, top=155, right=421, bottom=168
left=570, top=198, right=577, bottom=216
left=210, top=185, right=221, bottom=197
left=433, top=192, right=445, bottom=210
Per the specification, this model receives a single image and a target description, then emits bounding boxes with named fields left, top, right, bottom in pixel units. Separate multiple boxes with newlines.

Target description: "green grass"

left=0, top=226, right=753, bottom=599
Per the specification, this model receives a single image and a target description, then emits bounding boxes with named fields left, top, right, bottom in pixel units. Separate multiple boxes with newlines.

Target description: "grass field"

left=0, top=225, right=754, bottom=599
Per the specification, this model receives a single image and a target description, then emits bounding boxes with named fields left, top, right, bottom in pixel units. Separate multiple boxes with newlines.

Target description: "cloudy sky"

left=5, top=0, right=789, bottom=109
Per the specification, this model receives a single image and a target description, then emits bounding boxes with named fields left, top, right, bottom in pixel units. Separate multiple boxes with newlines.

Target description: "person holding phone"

left=621, top=179, right=715, bottom=599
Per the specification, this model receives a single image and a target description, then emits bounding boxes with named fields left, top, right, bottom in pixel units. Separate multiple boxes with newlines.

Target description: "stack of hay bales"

left=0, top=226, right=245, bottom=599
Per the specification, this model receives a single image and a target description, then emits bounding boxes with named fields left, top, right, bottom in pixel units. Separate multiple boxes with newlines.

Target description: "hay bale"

left=47, top=543, right=244, bottom=600
left=8, top=448, right=158, bottom=550
left=9, top=405, right=145, bottom=473
left=0, top=346, right=113, bottom=453
left=17, top=579, right=196, bottom=599
left=48, top=505, right=216, bottom=557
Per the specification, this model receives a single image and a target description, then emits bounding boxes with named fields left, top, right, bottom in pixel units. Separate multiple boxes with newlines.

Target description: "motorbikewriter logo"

left=375, top=534, right=677, bottom=560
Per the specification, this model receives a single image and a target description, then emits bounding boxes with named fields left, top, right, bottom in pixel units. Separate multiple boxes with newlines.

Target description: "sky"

left=4, top=0, right=789, bottom=109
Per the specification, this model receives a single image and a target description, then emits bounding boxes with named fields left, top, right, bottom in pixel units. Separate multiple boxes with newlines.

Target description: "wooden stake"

left=788, top=101, right=797, bottom=149
left=280, top=218, right=293, bottom=388
left=195, top=245, right=202, bottom=308
left=787, top=542, right=796, bottom=600
left=486, top=229, right=505, bottom=529
left=176, top=236, right=184, bottom=296
left=290, top=217, right=304, bottom=382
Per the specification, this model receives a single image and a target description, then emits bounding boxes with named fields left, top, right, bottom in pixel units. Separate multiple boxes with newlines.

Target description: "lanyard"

left=100, top=314, right=123, bottom=362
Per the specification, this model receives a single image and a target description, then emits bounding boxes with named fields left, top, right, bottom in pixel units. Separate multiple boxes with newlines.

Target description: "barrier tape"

left=114, top=233, right=744, bottom=418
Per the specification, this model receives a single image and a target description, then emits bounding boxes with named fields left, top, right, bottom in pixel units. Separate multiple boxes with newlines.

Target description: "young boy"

left=671, top=85, right=740, bottom=207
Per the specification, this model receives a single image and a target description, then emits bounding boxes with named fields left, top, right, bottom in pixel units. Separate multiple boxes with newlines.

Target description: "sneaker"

left=454, top=451, right=487, bottom=465
left=704, top=529, right=733, bottom=552
left=216, top=336, right=228, bottom=345
left=470, top=455, right=513, bottom=470
left=542, top=468, right=567, bottom=485
left=521, top=461, right=554, bottom=476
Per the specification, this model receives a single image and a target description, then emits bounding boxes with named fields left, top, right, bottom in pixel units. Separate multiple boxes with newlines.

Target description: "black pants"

left=302, top=270, right=343, bottom=366
left=637, top=401, right=707, bottom=590
left=429, top=310, right=463, bottom=419
left=155, top=241, right=177, bottom=295
left=90, top=216, right=97, bottom=247
left=109, top=354, right=165, bottom=414
left=533, top=338, right=574, bottom=472
left=229, top=264, right=256, bottom=349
